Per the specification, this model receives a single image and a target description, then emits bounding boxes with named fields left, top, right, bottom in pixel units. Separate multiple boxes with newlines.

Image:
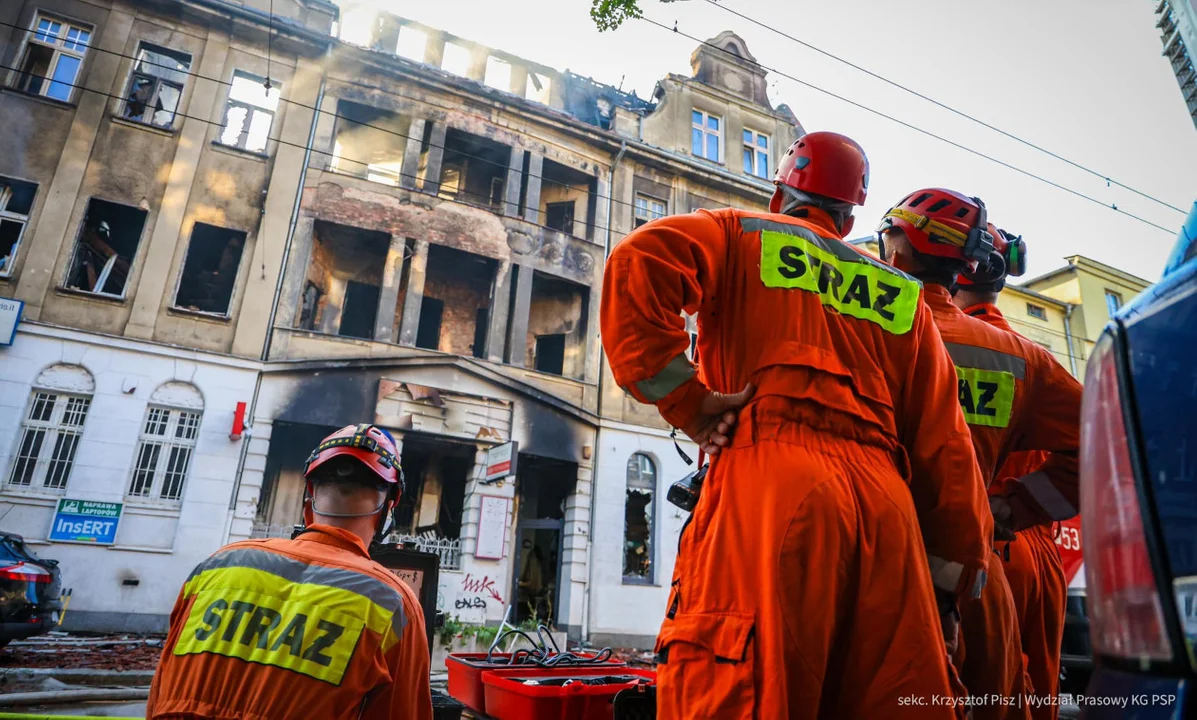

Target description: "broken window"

left=634, top=193, right=666, bottom=228
left=172, top=223, right=246, bottom=315
left=127, top=406, right=201, bottom=503
left=0, top=177, right=37, bottom=277
left=330, top=100, right=411, bottom=186
left=441, top=42, right=471, bottom=76
left=438, top=129, right=510, bottom=210
left=484, top=56, right=512, bottom=91
left=540, top=160, right=595, bottom=239
left=396, top=25, right=427, bottom=61
left=534, top=334, right=565, bottom=375
left=415, top=297, right=444, bottom=350
left=526, top=272, right=588, bottom=379
left=64, top=199, right=148, bottom=297
left=7, top=390, right=91, bottom=492
left=122, top=43, right=191, bottom=128
left=219, top=71, right=281, bottom=153
left=544, top=201, right=575, bottom=234
left=624, top=453, right=656, bottom=583
left=417, top=244, right=497, bottom=354
left=13, top=14, right=91, bottom=102
left=298, top=221, right=389, bottom=339
left=526, top=71, right=551, bottom=104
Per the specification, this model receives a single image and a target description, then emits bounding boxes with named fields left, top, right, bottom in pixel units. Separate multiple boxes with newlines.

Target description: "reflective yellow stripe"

left=954, top=366, right=1016, bottom=428
left=633, top=353, right=696, bottom=402
left=756, top=227, right=921, bottom=335
left=174, top=580, right=367, bottom=685
left=944, top=343, right=1026, bottom=380
left=172, top=548, right=407, bottom=685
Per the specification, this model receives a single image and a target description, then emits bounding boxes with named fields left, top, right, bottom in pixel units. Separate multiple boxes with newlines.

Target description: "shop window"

left=634, top=194, right=666, bottom=228
left=1026, top=303, right=1047, bottom=320
left=12, top=13, right=91, bottom=102
left=0, top=177, right=37, bottom=277
left=624, top=453, right=656, bottom=583
left=219, top=71, right=281, bottom=154
left=173, top=223, right=246, bottom=315
left=63, top=199, right=148, bottom=297
left=127, top=406, right=201, bottom=503
left=122, top=43, right=191, bottom=128
left=6, top=364, right=95, bottom=493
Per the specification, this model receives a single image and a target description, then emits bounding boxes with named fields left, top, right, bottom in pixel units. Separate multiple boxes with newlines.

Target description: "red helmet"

left=957, top=225, right=1027, bottom=290
left=304, top=424, right=402, bottom=490
left=770, top=131, right=869, bottom=212
left=877, top=188, right=996, bottom=272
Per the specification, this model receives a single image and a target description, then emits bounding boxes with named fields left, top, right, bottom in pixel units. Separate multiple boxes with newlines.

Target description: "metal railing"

left=388, top=532, right=463, bottom=571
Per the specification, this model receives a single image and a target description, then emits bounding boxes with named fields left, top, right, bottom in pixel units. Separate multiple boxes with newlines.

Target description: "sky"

left=375, top=0, right=1196, bottom=281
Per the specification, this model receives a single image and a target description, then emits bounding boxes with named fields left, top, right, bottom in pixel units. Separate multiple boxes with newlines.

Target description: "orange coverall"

left=964, top=302, right=1068, bottom=720
left=923, top=288, right=1081, bottom=720
left=602, top=208, right=992, bottom=719
left=147, top=524, right=433, bottom=720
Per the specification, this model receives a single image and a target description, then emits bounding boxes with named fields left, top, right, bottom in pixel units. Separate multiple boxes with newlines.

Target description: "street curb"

left=0, top=668, right=155, bottom=685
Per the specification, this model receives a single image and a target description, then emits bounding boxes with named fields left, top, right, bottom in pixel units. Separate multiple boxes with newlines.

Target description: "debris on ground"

left=606, top=648, right=656, bottom=667
left=0, top=633, right=164, bottom=671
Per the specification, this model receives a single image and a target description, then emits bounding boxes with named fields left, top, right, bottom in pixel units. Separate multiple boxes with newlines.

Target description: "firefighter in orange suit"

left=953, top=234, right=1068, bottom=720
left=877, top=191, right=1081, bottom=720
left=600, top=132, right=992, bottom=719
left=147, top=424, right=433, bottom=720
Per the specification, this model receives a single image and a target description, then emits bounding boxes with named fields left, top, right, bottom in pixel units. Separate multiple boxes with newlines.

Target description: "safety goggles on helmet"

left=304, top=423, right=403, bottom=492
left=771, top=131, right=869, bottom=212
left=876, top=189, right=996, bottom=272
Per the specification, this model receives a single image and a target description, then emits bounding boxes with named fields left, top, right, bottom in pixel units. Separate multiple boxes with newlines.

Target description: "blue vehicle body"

left=1081, top=203, right=1197, bottom=719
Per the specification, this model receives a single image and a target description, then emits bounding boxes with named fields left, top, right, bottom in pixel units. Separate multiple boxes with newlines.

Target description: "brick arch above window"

left=34, top=363, right=94, bottom=394
left=149, top=381, right=204, bottom=410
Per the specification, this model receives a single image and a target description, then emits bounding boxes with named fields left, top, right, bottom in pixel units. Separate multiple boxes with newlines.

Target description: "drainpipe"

left=1063, top=303, right=1079, bottom=377
left=582, top=140, right=627, bottom=642
left=224, top=50, right=329, bottom=542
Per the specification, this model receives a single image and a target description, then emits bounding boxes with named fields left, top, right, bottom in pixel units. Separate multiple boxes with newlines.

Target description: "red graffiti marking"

left=461, top=573, right=503, bottom=603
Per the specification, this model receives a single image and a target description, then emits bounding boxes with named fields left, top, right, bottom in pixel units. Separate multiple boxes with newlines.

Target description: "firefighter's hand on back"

left=681, top=383, right=755, bottom=455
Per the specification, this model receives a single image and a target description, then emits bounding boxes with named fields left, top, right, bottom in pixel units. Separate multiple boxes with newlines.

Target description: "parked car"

left=1079, top=202, right=1197, bottom=719
left=0, top=531, right=63, bottom=648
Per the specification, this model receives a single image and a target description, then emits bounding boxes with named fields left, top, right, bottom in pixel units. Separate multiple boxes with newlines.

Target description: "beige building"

left=849, top=238, right=1151, bottom=380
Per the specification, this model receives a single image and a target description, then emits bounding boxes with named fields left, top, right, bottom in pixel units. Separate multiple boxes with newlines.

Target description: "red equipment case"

left=446, top=652, right=626, bottom=715
left=482, top=667, right=656, bottom=720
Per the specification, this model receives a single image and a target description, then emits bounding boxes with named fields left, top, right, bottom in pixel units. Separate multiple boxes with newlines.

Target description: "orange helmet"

left=304, top=424, right=402, bottom=490
left=957, top=225, right=1027, bottom=291
left=877, top=189, right=996, bottom=272
left=770, top=131, right=869, bottom=212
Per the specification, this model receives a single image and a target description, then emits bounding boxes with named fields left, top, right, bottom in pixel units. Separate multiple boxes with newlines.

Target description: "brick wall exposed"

left=422, top=245, right=495, bottom=355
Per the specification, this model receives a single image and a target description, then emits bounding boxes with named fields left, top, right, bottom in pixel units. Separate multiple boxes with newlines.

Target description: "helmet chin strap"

left=303, top=481, right=400, bottom=546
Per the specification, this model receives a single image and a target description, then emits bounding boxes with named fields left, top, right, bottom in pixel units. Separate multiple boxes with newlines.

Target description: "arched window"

left=623, top=452, right=656, bottom=583
left=127, top=382, right=203, bottom=504
left=7, top=364, right=95, bottom=492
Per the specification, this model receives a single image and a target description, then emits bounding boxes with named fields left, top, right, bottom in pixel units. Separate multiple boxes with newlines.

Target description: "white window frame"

left=742, top=128, right=770, bottom=179
left=691, top=109, right=723, bottom=163
left=121, top=42, right=192, bottom=129
left=11, top=13, right=92, bottom=103
left=218, top=70, right=281, bottom=154
left=0, top=178, right=36, bottom=277
left=126, top=406, right=202, bottom=504
left=623, top=452, right=657, bottom=585
left=633, top=193, right=667, bottom=228
left=1105, top=290, right=1123, bottom=317
left=6, top=391, right=91, bottom=493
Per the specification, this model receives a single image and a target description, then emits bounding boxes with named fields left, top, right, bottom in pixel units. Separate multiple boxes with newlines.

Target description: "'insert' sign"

left=48, top=499, right=123, bottom=545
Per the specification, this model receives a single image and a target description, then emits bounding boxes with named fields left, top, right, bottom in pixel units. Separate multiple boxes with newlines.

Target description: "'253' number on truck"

left=1055, top=526, right=1081, bottom=551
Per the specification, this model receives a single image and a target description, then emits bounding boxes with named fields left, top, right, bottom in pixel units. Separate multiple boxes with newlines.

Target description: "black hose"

left=481, top=624, right=614, bottom=668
